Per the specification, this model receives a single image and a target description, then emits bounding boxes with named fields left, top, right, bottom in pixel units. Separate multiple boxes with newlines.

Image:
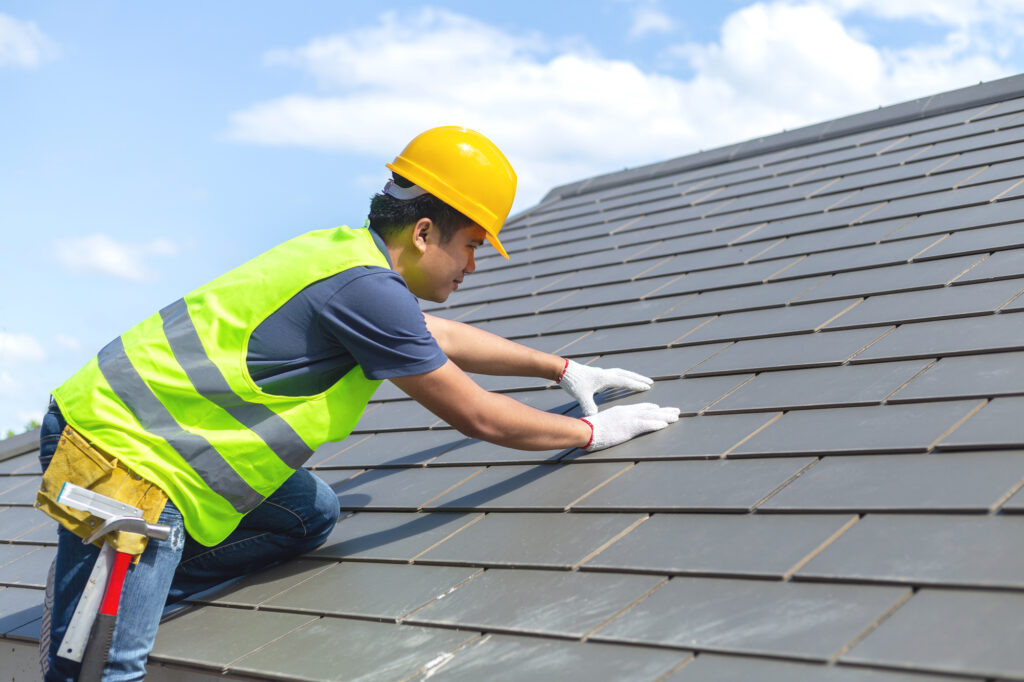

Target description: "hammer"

left=55, top=483, right=170, bottom=681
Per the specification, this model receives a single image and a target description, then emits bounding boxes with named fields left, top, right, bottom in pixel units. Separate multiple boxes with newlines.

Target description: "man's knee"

left=305, top=473, right=340, bottom=544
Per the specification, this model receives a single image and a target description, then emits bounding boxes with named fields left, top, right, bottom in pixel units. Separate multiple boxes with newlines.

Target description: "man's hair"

left=368, top=173, right=473, bottom=244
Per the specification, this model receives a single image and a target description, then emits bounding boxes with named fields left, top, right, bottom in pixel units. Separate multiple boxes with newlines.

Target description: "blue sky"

left=2, top=1, right=1023, bottom=433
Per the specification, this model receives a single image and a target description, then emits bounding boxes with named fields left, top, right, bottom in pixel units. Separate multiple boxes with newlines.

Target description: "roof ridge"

left=541, top=73, right=1024, bottom=204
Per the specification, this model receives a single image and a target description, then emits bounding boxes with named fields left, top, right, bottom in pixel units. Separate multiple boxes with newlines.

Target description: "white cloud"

left=0, top=333, right=46, bottom=364
left=55, top=233, right=179, bottom=281
left=0, top=371, right=19, bottom=395
left=227, top=4, right=1017, bottom=209
left=54, top=334, right=82, bottom=353
left=16, top=408, right=43, bottom=427
left=0, top=13, right=58, bottom=69
left=629, top=7, right=674, bottom=38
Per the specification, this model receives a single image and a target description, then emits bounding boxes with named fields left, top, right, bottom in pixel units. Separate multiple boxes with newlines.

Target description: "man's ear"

left=411, top=218, right=434, bottom=255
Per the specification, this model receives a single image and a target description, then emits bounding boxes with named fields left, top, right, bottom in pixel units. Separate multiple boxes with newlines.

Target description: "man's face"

left=407, top=222, right=486, bottom=303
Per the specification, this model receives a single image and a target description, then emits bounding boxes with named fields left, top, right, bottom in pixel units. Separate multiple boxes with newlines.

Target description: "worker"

left=36, top=126, right=680, bottom=680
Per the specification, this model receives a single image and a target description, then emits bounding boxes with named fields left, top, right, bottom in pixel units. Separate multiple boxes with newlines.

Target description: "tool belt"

left=36, top=425, right=168, bottom=556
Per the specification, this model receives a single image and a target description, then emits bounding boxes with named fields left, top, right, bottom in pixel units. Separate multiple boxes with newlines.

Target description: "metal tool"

left=55, top=482, right=170, bottom=680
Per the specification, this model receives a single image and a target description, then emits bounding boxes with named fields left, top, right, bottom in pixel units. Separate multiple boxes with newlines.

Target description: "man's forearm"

left=424, top=313, right=565, bottom=380
left=390, top=360, right=592, bottom=450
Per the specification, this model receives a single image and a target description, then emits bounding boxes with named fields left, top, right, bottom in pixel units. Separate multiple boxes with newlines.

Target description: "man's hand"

left=581, top=403, right=680, bottom=451
left=558, top=359, right=653, bottom=416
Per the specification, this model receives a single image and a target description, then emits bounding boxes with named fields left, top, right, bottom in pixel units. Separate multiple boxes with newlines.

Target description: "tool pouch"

left=36, top=425, right=168, bottom=556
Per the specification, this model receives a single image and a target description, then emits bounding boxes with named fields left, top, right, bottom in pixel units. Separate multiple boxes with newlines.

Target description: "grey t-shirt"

left=245, top=229, right=446, bottom=396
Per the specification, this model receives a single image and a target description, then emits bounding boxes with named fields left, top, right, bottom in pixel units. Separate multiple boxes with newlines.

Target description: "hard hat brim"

left=485, top=231, right=509, bottom=260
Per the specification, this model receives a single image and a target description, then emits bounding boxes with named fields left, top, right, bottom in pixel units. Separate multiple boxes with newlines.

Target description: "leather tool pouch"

left=36, top=425, right=168, bottom=556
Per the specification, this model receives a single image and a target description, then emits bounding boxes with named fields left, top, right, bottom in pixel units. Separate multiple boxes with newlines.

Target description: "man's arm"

left=391, top=359, right=592, bottom=450
left=423, top=312, right=654, bottom=416
left=424, top=313, right=564, bottom=379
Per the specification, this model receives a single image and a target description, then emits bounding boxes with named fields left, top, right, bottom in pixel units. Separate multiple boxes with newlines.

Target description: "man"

left=37, top=126, right=679, bottom=680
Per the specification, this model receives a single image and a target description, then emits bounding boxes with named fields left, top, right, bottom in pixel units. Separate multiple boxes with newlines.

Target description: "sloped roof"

left=4, top=74, right=1024, bottom=681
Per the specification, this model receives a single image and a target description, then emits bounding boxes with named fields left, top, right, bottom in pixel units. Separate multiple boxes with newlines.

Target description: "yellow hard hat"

left=387, top=126, right=517, bottom=259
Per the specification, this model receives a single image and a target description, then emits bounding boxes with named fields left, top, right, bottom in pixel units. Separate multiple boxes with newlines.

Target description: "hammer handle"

left=77, top=551, right=132, bottom=681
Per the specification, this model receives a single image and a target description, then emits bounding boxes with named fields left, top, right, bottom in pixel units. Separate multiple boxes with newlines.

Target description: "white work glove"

left=558, top=359, right=653, bottom=417
left=581, top=403, right=681, bottom=451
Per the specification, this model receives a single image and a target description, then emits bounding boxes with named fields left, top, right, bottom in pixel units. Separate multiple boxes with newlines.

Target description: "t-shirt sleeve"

left=318, top=267, right=447, bottom=380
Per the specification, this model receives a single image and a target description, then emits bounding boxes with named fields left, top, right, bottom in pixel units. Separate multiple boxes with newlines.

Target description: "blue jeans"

left=40, top=402, right=340, bottom=681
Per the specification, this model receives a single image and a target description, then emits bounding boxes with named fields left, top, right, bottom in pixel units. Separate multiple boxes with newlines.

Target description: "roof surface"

left=4, top=75, right=1024, bottom=681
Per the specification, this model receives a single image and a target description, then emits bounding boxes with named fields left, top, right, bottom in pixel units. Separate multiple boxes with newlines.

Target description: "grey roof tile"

left=538, top=272, right=682, bottom=309
left=937, top=396, right=1024, bottom=449
left=229, top=618, right=477, bottom=682
left=600, top=375, right=754, bottom=417
left=427, top=437, right=569, bottom=466
left=423, top=462, right=631, bottom=512
left=416, top=511, right=644, bottom=569
left=0, top=545, right=53, bottom=588
left=150, top=606, right=318, bottom=671
left=731, top=401, right=982, bottom=456
left=582, top=513, right=855, bottom=578
left=688, top=328, right=891, bottom=375
left=791, top=255, right=983, bottom=303
left=202, top=558, right=333, bottom=608
left=309, top=511, right=481, bottom=562
left=652, top=259, right=804, bottom=297
left=304, top=434, right=371, bottom=468
left=752, top=204, right=886, bottom=242
left=1003, top=485, right=1024, bottom=512
left=334, top=467, right=484, bottom=511
left=660, top=277, right=827, bottom=319
left=558, top=317, right=715, bottom=356
left=542, top=296, right=693, bottom=333
left=823, top=278, right=1024, bottom=330
left=775, top=236, right=944, bottom=281
left=665, top=653, right=967, bottom=682
left=313, top=431, right=464, bottom=469
left=797, top=514, right=1024, bottom=588
left=421, top=633, right=689, bottom=682
left=516, top=329, right=593, bottom=354
left=562, top=412, right=780, bottom=462
left=593, top=343, right=731, bottom=380
left=880, top=197, right=1024, bottom=241
left=917, top=222, right=1024, bottom=261
left=760, top=452, right=1024, bottom=512
left=867, top=179, right=1022, bottom=223
left=0, top=450, right=40, bottom=475
left=744, top=219, right=912, bottom=261
left=842, top=589, right=1024, bottom=679
left=591, top=578, right=909, bottom=661
left=405, top=568, right=662, bottom=639
left=0, top=506, right=53, bottom=541
left=461, top=289, right=582, bottom=322
left=0, top=429, right=40, bottom=460
left=571, top=458, right=815, bottom=512
left=706, top=360, right=931, bottom=413
left=471, top=308, right=583, bottom=338
left=0, top=585, right=44, bottom=636
left=889, top=350, right=1024, bottom=402
left=851, top=312, right=1024, bottom=362
left=955, top=246, right=1024, bottom=284
left=676, top=299, right=859, bottom=345
left=821, top=157, right=948, bottom=196
left=262, top=562, right=480, bottom=620
left=350, top=399, right=441, bottom=432
left=0, top=476, right=37, bottom=506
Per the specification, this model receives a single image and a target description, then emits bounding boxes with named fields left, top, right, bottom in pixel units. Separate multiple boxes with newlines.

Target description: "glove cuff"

left=556, top=358, right=570, bottom=383
left=580, top=419, right=595, bottom=450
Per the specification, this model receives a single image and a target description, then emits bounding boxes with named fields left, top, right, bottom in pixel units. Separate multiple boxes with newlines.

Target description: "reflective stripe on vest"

left=159, top=298, right=313, bottom=469
left=96, top=336, right=263, bottom=513
left=53, top=226, right=390, bottom=546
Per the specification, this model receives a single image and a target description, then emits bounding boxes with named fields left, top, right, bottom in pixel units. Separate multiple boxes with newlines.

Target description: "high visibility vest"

left=52, top=226, right=390, bottom=546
